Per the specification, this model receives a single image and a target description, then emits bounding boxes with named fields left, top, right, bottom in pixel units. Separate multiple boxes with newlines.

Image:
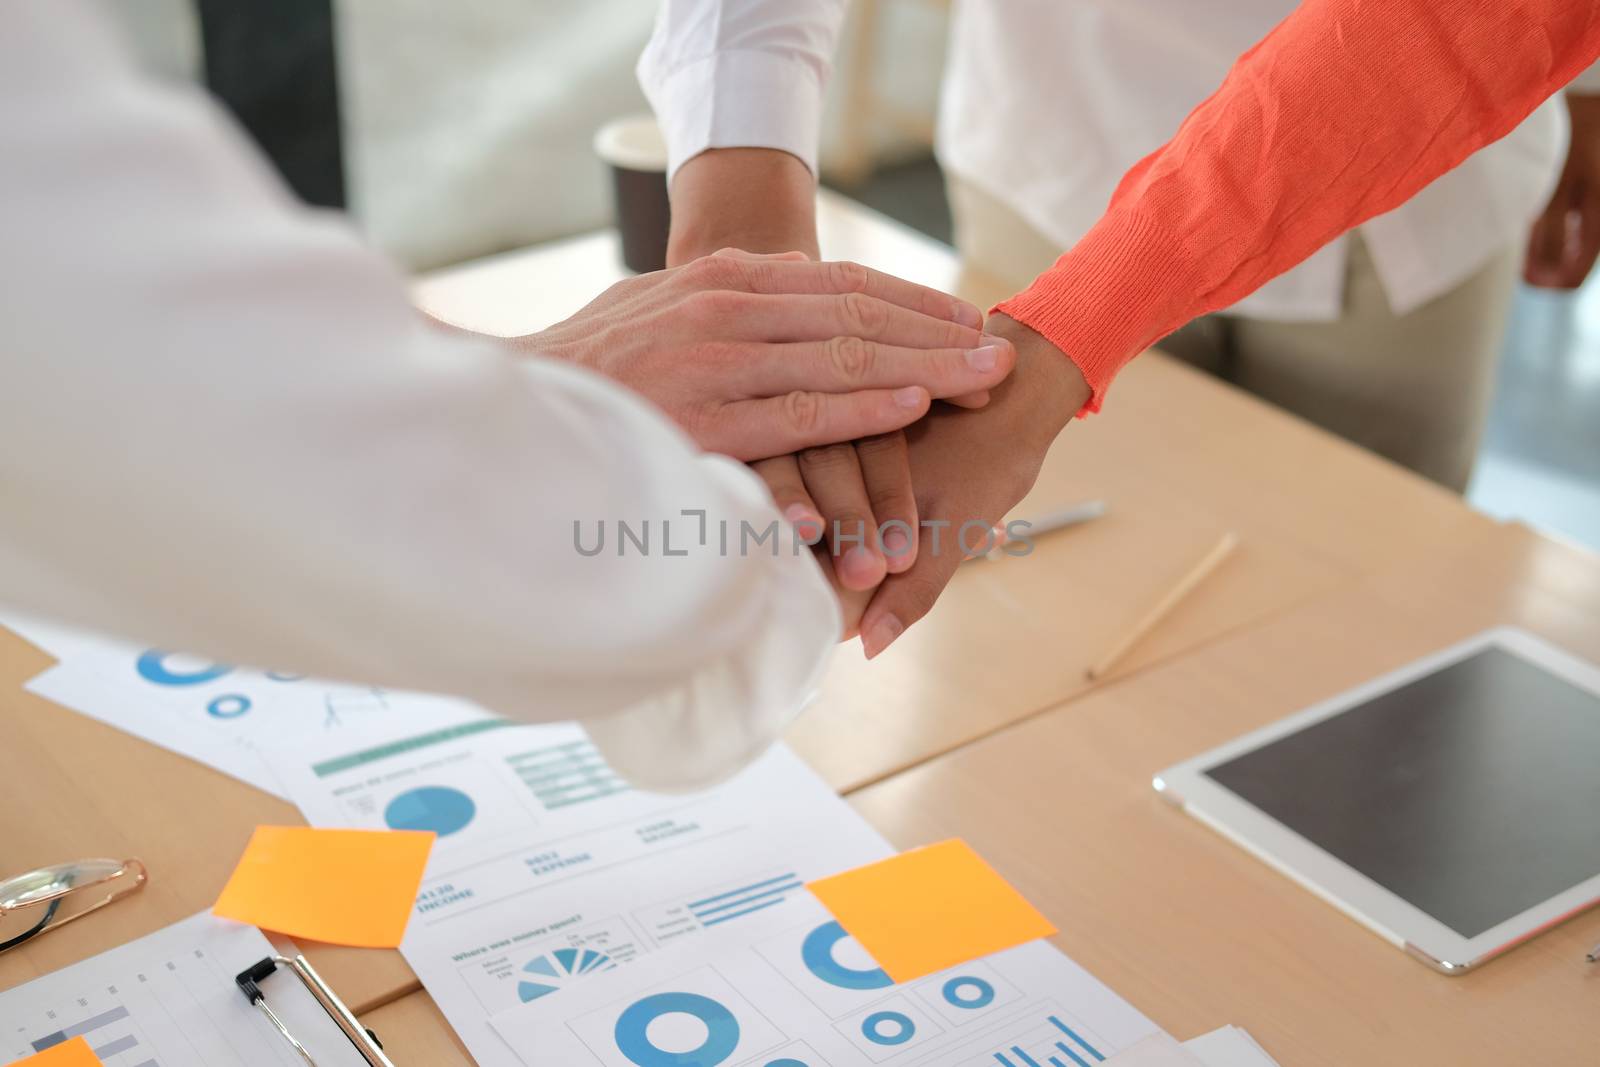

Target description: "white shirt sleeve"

left=0, top=0, right=839, bottom=793
left=638, top=0, right=850, bottom=180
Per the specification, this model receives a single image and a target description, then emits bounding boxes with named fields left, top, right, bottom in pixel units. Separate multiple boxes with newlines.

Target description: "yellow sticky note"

left=6, top=1036, right=102, bottom=1066
left=806, top=839, right=1056, bottom=983
left=213, top=826, right=434, bottom=948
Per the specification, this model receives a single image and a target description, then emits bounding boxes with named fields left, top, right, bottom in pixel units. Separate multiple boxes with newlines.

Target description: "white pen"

left=1587, top=941, right=1599, bottom=963
left=968, top=500, right=1107, bottom=563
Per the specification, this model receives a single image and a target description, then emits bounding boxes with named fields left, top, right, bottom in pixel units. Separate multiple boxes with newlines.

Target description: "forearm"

left=641, top=0, right=847, bottom=262
left=1000, top=0, right=1600, bottom=412
left=668, top=147, right=819, bottom=263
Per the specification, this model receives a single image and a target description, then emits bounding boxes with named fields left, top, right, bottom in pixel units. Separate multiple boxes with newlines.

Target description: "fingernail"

left=784, top=504, right=823, bottom=543
left=841, top=544, right=879, bottom=580
left=952, top=302, right=983, bottom=329
left=894, top=386, right=926, bottom=409
left=882, top=527, right=911, bottom=559
left=965, top=345, right=1001, bottom=372
left=863, top=613, right=904, bottom=659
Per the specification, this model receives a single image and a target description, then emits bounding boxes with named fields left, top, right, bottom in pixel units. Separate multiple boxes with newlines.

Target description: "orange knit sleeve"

left=995, top=0, right=1600, bottom=414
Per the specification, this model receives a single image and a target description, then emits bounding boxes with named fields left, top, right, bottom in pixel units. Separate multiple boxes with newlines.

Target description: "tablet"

left=1153, top=627, right=1600, bottom=974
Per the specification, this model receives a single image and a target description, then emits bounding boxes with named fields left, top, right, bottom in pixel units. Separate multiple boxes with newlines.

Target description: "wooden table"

left=0, top=193, right=1562, bottom=1059
left=0, top=637, right=418, bottom=1014
left=844, top=520, right=1600, bottom=1065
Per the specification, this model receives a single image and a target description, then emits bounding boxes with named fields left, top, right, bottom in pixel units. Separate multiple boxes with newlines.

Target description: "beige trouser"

left=949, top=178, right=1520, bottom=492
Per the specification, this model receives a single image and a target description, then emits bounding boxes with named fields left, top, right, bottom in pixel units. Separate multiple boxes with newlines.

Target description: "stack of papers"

left=1108, top=1028, right=1280, bottom=1066
left=5, top=618, right=1283, bottom=1067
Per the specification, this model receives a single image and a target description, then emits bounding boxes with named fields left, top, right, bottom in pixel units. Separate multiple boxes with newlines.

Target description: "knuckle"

left=683, top=254, right=745, bottom=290
left=869, top=487, right=916, bottom=523
left=826, top=259, right=871, bottom=294
left=680, top=289, right=718, bottom=321
left=751, top=456, right=803, bottom=493
left=681, top=399, right=729, bottom=448
left=781, top=390, right=826, bottom=436
left=826, top=335, right=876, bottom=382
left=853, top=431, right=905, bottom=459
left=685, top=288, right=748, bottom=323
left=865, top=480, right=914, bottom=515
left=601, top=276, right=639, bottom=301
left=841, top=291, right=887, bottom=336
left=797, top=441, right=855, bottom=476
left=678, top=256, right=716, bottom=286
left=741, top=259, right=776, bottom=293
left=891, top=573, right=948, bottom=623
left=757, top=473, right=804, bottom=505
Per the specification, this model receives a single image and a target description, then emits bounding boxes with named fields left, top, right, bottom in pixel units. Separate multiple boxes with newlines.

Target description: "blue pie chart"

left=136, top=650, right=232, bottom=686
left=384, top=786, right=476, bottom=837
left=614, top=992, right=740, bottom=1067
left=801, top=921, right=892, bottom=990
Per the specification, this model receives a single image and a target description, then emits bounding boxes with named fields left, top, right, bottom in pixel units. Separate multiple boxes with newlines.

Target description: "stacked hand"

left=519, top=247, right=1014, bottom=461
left=661, top=149, right=1092, bottom=657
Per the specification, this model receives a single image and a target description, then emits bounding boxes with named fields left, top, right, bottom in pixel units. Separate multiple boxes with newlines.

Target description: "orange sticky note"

left=6, top=1036, right=102, bottom=1066
left=213, top=826, right=434, bottom=948
left=806, top=839, right=1056, bottom=983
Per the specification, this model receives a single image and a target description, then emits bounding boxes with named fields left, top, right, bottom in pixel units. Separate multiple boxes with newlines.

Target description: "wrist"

left=668, top=148, right=819, bottom=264
left=985, top=312, right=1092, bottom=445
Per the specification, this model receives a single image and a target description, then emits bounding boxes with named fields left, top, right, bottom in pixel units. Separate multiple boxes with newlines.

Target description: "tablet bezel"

left=1153, top=626, right=1600, bottom=974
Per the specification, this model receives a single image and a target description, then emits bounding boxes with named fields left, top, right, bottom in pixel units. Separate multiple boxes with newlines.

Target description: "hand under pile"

left=660, top=152, right=1092, bottom=658
left=758, top=308, right=1089, bottom=659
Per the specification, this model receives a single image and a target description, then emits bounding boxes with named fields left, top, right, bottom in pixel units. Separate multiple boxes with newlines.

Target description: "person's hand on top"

left=519, top=248, right=1013, bottom=463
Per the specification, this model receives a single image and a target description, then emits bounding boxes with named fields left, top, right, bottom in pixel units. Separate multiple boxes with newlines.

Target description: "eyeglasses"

left=0, top=858, right=148, bottom=953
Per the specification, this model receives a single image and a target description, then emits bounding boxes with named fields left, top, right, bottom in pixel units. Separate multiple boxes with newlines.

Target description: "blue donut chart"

left=800, top=921, right=893, bottom=990
left=384, top=786, right=477, bottom=837
left=861, top=1011, right=915, bottom=1046
left=613, top=991, right=741, bottom=1067
left=136, top=650, right=232, bottom=686
left=942, top=975, right=995, bottom=1009
left=207, top=694, right=252, bottom=718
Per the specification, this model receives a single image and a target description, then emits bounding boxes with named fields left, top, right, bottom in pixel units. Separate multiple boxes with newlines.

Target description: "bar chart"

left=1, top=914, right=368, bottom=1067
left=507, top=737, right=631, bottom=810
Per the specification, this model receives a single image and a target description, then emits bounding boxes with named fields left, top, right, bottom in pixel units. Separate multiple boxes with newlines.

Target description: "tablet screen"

left=1203, top=647, right=1600, bottom=938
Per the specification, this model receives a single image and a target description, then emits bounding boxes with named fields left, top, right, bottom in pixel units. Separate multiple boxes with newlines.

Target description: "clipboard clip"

left=237, top=954, right=397, bottom=1066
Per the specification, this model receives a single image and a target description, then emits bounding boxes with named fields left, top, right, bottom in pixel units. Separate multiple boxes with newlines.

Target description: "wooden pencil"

left=1086, top=532, right=1239, bottom=680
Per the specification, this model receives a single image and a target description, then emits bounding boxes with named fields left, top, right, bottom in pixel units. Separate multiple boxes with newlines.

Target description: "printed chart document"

left=1100, top=1034, right=1208, bottom=1067
left=1181, top=1027, right=1281, bottom=1067
left=0, top=912, right=368, bottom=1066
left=488, top=890, right=1161, bottom=1067
left=5, top=616, right=491, bottom=798
left=257, top=720, right=892, bottom=1067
